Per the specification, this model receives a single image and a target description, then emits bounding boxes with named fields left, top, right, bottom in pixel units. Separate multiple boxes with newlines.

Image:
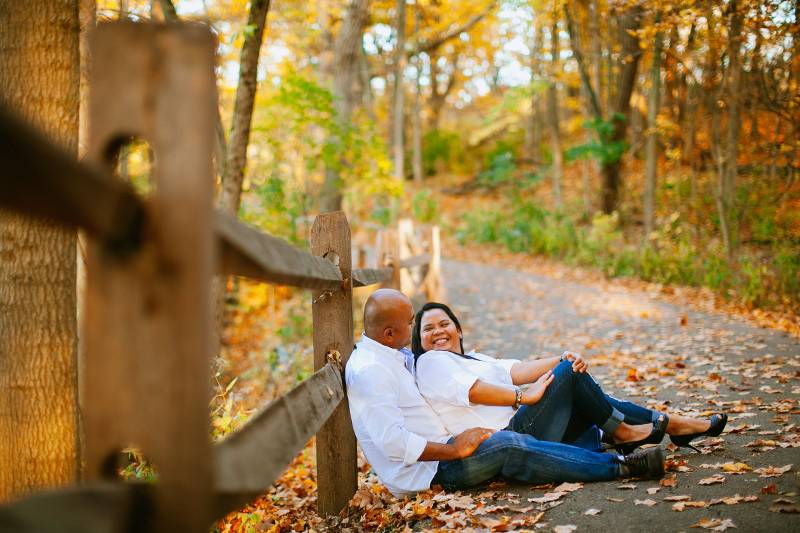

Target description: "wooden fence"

left=0, top=22, right=440, bottom=533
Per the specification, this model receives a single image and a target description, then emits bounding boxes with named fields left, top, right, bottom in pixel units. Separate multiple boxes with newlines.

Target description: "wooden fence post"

left=426, top=225, right=443, bottom=301
left=310, top=212, right=358, bottom=515
left=376, top=228, right=401, bottom=290
left=82, top=23, right=216, bottom=533
left=397, top=218, right=415, bottom=296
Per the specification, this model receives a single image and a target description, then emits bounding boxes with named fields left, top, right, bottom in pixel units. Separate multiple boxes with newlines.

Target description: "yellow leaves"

left=673, top=500, right=709, bottom=511
left=722, top=462, right=752, bottom=474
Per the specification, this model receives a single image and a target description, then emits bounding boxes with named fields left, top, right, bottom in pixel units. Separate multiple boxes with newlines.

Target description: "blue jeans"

left=432, top=430, right=622, bottom=490
left=507, top=360, right=662, bottom=446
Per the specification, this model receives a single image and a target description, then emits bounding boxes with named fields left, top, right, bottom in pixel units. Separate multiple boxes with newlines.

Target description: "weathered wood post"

left=310, top=212, right=358, bottom=515
left=426, top=225, right=443, bottom=301
left=82, top=23, right=216, bottom=532
left=397, top=218, right=415, bottom=296
left=376, top=227, right=401, bottom=290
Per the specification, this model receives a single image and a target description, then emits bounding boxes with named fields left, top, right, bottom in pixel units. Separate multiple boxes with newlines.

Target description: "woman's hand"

left=521, top=370, right=554, bottom=405
left=562, top=351, right=588, bottom=373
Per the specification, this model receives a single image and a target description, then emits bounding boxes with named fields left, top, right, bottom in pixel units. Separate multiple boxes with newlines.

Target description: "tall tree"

left=719, top=0, right=744, bottom=264
left=392, top=0, right=406, bottom=181
left=320, top=0, right=371, bottom=212
left=643, top=24, right=663, bottom=240
left=564, top=0, right=643, bottom=213
left=0, top=0, right=81, bottom=500
left=216, top=0, right=272, bottom=215
left=410, top=5, right=424, bottom=183
left=546, top=18, right=563, bottom=210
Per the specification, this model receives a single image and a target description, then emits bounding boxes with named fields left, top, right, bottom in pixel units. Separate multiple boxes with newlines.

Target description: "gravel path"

left=442, top=259, right=800, bottom=532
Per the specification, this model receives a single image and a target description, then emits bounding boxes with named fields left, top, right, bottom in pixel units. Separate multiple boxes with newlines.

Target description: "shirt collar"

left=358, top=333, right=408, bottom=366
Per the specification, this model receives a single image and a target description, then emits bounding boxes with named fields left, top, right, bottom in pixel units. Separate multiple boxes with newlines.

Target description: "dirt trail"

left=442, top=259, right=800, bottom=532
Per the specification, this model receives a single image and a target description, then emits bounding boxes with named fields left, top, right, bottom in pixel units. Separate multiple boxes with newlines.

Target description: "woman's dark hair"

left=411, top=302, right=464, bottom=358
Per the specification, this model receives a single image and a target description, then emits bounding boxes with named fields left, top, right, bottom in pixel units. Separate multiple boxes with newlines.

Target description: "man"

left=345, top=289, right=664, bottom=496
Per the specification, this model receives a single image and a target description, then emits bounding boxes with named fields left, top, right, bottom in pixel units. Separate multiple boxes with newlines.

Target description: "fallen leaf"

left=584, top=508, right=602, bottom=516
left=770, top=504, right=800, bottom=514
left=660, top=474, right=678, bottom=487
left=553, top=525, right=577, bottom=533
left=528, top=492, right=566, bottom=504
left=690, top=517, right=737, bottom=531
left=617, top=483, right=637, bottom=490
left=755, top=464, right=792, bottom=478
left=722, top=462, right=752, bottom=474
left=708, top=494, right=758, bottom=506
left=761, top=484, right=778, bottom=494
left=664, top=495, right=691, bottom=501
left=698, top=474, right=726, bottom=485
left=673, top=500, right=709, bottom=511
left=605, top=497, right=624, bottom=502
left=553, top=482, right=583, bottom=493
left=635, top=498, right=658, bottom=507
left=647, top=487, right=661, bottom=495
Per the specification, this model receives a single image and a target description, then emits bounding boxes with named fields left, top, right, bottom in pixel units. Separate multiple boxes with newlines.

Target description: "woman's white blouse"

left=416, top=350, right=521, bottom=435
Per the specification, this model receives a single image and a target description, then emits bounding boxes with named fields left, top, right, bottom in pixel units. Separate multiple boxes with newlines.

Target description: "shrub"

left=412, top=189, right=439, bottom=224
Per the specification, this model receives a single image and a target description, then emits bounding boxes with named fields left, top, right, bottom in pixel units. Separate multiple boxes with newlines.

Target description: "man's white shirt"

left=346, top=335, right=450, bottom=496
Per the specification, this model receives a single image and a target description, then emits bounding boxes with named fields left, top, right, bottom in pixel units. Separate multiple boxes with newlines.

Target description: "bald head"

left=364, top=289, right=414, bottom=349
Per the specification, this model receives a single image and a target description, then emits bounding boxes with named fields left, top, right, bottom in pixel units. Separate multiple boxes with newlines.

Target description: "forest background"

left=0, top=0, right=798, bottom=529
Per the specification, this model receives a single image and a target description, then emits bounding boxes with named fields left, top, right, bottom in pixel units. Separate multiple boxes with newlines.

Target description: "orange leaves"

left=660, top=474, right=678, bottom=487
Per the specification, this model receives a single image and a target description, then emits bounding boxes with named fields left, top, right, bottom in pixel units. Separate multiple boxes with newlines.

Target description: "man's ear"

left=383, top=326, right=394, bottom=340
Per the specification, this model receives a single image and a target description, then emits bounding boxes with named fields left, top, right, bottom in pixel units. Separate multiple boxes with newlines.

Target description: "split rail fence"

left=0, top=22, right=441, bottom=533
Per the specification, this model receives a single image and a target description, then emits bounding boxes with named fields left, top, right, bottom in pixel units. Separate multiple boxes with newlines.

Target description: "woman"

left=412, top=302, right=727, bottom=454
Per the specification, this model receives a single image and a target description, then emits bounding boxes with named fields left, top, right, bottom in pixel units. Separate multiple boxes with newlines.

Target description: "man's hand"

left=562, top=351, right=588, bottom=373
left=522, top=370, right=554, bottom=405
left=452, top=427, right=494, bottom=459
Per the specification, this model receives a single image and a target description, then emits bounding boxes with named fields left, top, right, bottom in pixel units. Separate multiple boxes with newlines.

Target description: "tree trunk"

left=588, top=0, right=602, bottom=114
left=392, top=0, right=406, bottom=181
left=320, top=0, right=371, bottom=212
left=547, top=20, right=563, bottom=210
left=411, top=5, right=423, bottom=183
left=217, top=0, right=271, bottom=215
left=721, top=0, right=744, bottom=264
left=76, top=0, right=95, bottom=460
left=0, top=0, right=80, bottom=501
left=643, top=27, right=663, bottom=240
left=600, top=6, right=643, bottom=214
left=526, top=21, right=544, bottom=165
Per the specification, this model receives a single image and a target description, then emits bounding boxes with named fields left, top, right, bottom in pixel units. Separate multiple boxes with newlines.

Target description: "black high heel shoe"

left=669, top=413, right=728, bottom=453
left=615, top=414, right=669, bottom=455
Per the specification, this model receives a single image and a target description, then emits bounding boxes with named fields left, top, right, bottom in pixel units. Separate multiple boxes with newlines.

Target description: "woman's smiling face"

left=420, top=308, right=463, bottom=353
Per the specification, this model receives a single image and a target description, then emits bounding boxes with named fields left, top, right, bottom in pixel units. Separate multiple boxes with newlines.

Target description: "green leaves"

left=566, top=115, right=629, bottom=165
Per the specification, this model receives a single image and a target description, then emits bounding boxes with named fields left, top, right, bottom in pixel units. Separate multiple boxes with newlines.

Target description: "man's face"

left=392, top=300, right=415, bottom=349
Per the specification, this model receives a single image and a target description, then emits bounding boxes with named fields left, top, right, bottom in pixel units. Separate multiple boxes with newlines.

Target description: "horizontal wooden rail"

left=0, top=482, right=150, bottom=533
left=0, top=103, right=144, bottom=254
left=216, top=212, right=342, bottom=290
left=399, top=253, right=431, bottom=269
left=0, top=107, right=344, bottom=291
left=213, top=362, right=344, bottom=510
left=352, top=267, right=393, bottom=287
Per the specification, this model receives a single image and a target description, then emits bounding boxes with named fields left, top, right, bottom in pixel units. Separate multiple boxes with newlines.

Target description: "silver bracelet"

left=512, top=387, right=522, bottom=409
